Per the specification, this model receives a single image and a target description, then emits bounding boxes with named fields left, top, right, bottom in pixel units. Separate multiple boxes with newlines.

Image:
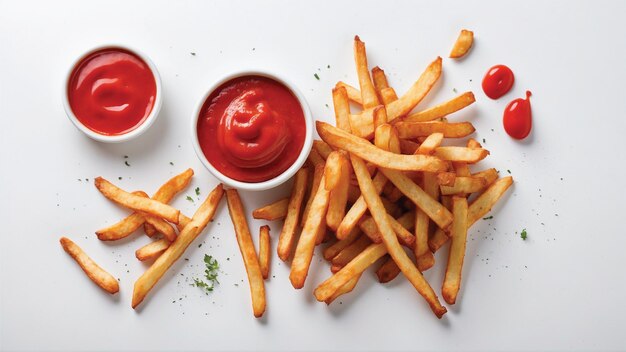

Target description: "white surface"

left=1, top=0, right=625, bottom=351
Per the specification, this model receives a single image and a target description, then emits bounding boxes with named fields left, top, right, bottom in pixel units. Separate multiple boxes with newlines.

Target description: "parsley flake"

left=193, top=255, right=220, bottom=294
left=186, top=196, right=194, bottom=203
left=124, top=161, right=130, bottom=167
left=314, top=73, right=320, bottom=80
left=195, top=187, right=200, bottom=196
left=507, top=169, right=511, bottom=174
left=169, top=162, right=174, bottom=166
left=521, top=229, right=527, bottom=240
left=483, top=216, right=493, bottom=220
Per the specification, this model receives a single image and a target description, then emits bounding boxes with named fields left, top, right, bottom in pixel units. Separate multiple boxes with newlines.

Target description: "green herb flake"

left=483, top=216, right=493, bottom=220
left=327, top=64, right=331, bottom=69
left=195, top=187, right=200, bottom=196
left=169, top=162, right=174, bottom=166
left=124, top=161, right=130, bottom=167
left=186, top=196, right=194, bottom=203
left=453, top=88, right=458, bottom=93
left=190, top=52, right=196, bottom=56
left=124, top=155, right=128, bottom=159
left=507, top=169, right=511, bottom=174
left=521, top=229, right=528, bottom=240
left=314, top=73, right=320, bottom=80
left=193, top=255, right=220, bottom=294
left=482, top=138, right=486, bottom=144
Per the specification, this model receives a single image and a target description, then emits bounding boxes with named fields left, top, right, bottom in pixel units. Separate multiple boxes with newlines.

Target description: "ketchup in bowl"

left=67, top=48, right=157, bottom=136
left=196, top=75, right=306, bottom=183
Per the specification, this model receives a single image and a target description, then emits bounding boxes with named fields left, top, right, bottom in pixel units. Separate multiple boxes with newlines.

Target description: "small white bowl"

left=191, top=70, right=313, bottom=191
left=62, top=44, right=162, bottom=143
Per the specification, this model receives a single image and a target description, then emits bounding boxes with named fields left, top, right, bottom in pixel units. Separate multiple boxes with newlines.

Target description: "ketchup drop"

left=503, top=91, right=532, bottom=140
left=482, top=65, right=515, bottom=99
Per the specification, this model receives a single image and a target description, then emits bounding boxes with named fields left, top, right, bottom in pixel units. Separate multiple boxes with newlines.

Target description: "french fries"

left=449, top=29, right=474, bottom=59
left=336, top=82, right=363, bottom=105
left=331, top=235, right=372, bottom=268
left=354, top=36, right=380, bottom=109
left=95, top=177, right=180, bottom=223
left=404, top=92, right=475, bottom=122
left=440, top=176, right=488, bottom=195
left=325, top=152, right=351, bottom=231
left=434, top=147, right=489, bottom=163
left=468, top=176, right=514, bottom=225
left=252, top=198, right=289, bottom=221
left=395, top=121, right=476, bottom=139
left=324, top=274, right=361, bottom=305
left=132, top=184, right=224, bottom=309
left=226, top=189, right=266, bottom=318
left=259, top=225, right=271, bottom=280
left=323, top=227, right=361, bottom=260
left=277, top=168, right=308, bottom=261
left=302, top=164, right=325, bottom=221
left=135, top=238, right=170, bottom=262
left=376, top=256, right=401, bottom=283
left=442, top=197, right=469, bottom=304
left=60, top=237, right=119, bottom=294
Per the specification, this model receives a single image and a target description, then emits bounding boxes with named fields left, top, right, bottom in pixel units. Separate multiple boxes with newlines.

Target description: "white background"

left=1, top=0, right=625, bottom=351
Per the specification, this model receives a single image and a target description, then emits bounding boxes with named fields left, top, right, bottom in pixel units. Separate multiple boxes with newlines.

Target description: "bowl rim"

left=62, top=44, right=163, bottom=143
left=190, top=70, right=313, bottom=191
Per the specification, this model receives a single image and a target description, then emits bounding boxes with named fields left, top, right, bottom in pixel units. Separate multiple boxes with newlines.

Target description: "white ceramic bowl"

left=62, top=44, right=162, bottom=143
left=191, top=70, right=313, bottom=191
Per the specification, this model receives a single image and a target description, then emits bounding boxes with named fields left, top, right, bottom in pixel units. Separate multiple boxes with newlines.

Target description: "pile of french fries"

left=254, top=33, right=512, bottom=318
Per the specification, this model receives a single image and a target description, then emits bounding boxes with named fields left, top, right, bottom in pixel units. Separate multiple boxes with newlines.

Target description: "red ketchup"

left=503, top=91, right=532, bottom=140
left=67, top=48, right=156, bottom=136
left=197, top=76, right=306, bottom=183
left=482, top=65, right=515, bottom=99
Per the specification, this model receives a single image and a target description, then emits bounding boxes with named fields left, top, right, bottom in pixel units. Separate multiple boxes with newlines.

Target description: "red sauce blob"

left=482, top=65, right=515, bottom=99
left=67, top=48, right=156, bottom=136
left=503, top=91, right=532, bottom=140
left=197, top=76, right=306, bottom=183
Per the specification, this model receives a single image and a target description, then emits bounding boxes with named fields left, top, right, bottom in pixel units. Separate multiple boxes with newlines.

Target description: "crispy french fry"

left=404, top=92, right=475, bottom=122
left=317, top=121, right=447, bottom=172
left=277, top=168, right=308, bottom=261
left=323, top=227, right=361, bottom=260
left=313, top=140, right=334, bottom=160
left=332, top=86, right=353, bottom=132
left=324, top=274, right=361, bottom=305
left=290, top=172, right=331, bottom=289
left=128, top=191, right=177, bottom=242
left=259, top=225, right=271, bottom=280
left=467, top=176, right=514, bottom=225
left=372, top=105, right=388, bottom=129
left=440, top=176, right=488, bottom=195
left=434, top=147, right=489, bottom=163
left=428, top=196, right=453, bottom=252
left=417, top=251, right=435, bottom=271
left=467, top=138, right=482, bottom=149
left=336, top=171, right=388, bottom=239
left=472, top=168, right=499, bottom=187
left=372, top=66, right=390, bottom=91
left=95, top=177, right=180, bottom=223
left=354, top=36, right=380, bottom=109
left=135, top=238, right=170, bottom=262
left=326, top=152, right=351, bottom=231
left=325, top=151, right=346, bottom=190
left=144, top=223, right=157, bottom=237
left=396, top=121, right=476, bottom=139
left=415, top=172, right=439, bottom=258
left=307, top=148, right=325, bottom=167
left=60, top=237, right=119, bottom=294
left=252, top=197, right=289, bottom=221
left=380, top=87, right=399, bottom=105
left=132, top=184, right=224, bottom=309
left=336, top=81, right=363, bottom=105
left=399, top=139, right=420, bottom=154
left=376, top=256, right=401, bottom=283
left=226, top=189, right=266, bottom=318
left=449, top=29, right=474, bottom=58
left=442, top=196, right=469, bottom=304
left=331, top=235, right=372, bottom=267
left=350, top=154, right=446, bottom=318
left=453, top=162, right=472, bottom=177
left=302, top=164, right=325, bottom=222
left=437, top=172, right=456, bottom=186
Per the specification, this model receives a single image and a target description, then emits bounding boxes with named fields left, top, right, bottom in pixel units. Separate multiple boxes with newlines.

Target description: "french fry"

left=354, top=36, right=380, bottom=109
left=144, top=223, right=157, bottom=237
left=417, top=252, right=435, bottom=271
left=95, top=177, right=180, bottom=223
left=434, top=147, right=489, bottom=163
left=132, top=184, right=224, bottom=309
left=259, top=225, right=271, bottom=280
left=442, top=196, right=469, bottom=304
left=467, top=138, right=482, bottom=149
left=404, top=92, right=476, bottom=122
left=60, top=237, right=119, bottom=294
left=336, top=81, right=363, bottom=105
left=290, top=172, right=331, bottom=289
left=131, top=191, right=177, bottom=242
left=372, top=105, right=388, bottom=129
left=326, top=152, right=351, bottom=231
left=313, top=140, right=334, bottom=160
left=467, top=176, right=514, bottom=225
left=472, top=168, right=499, bottom=187
left=376, top=256, right=401, bottom=283
left=440, top=176, right=488, bottom=195
left=332, top=86, right=352, bottom=133
left=372, top=66, right=390, bottom=91
left=324, top=151, right=346, bottom=190
left=380, top=87, right=399, bottom=105
left=336, top=171, right=388, bottom=239
left=252, top=197, right=289, bottom=221
left=225, top=189, right=266, bottom=318
left=317, top=121, right=447, bottom=172
left=324, top=274, right=361, bottom=305
left=135, top=238, right=170, bottom=262
left=415, top=172, right=439, bottom=258
left=96, top=169, right=193, bottom=240
left=415, top=133, right=444, bottom=155
left=349, top=154, right=446, bottom=318
left=307, top=148, right=325, bottom=167
left=331, top=235, right=372, bottom=267
left=399, top=139, right=420, bottom=154
left=395, top=121, right=476, bottom=139
left=453, top=162, right=472, bottom=178
left=302, top=164, right=325, bottom=222
left=437, top=172, right=456, bottom=186
left=449, top=29, right=474, bottom=59
left=323, top=227, right=361, bottom=260
left=277, top=168, right=308, bottom=261
left=428, top=196, right=453, bottom=252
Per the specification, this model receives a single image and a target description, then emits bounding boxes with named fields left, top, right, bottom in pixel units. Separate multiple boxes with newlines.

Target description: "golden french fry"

left=336, top=81, right=363, bottom=105
left=259, top=225, right=271, bottom=280
left=414, top=133, right=444, bottom=155
left=95, top=177, right=180, bottom=223
left=226, top=189, right=266, bottom=318
left=372, top=105, right=388, bottom=129
left=336, top=171, right=388, bottom=239
left=415, top=172, right=439, bottom=259
left=453, top=162, right=471, bottom=177
left=323, top=227, right=361, bottom=260
left=317, top=121, right=447, bottom=172
left=372, top=66, right=390, bottom=91
left=437, top=172, right=456, bottom=186
left=376, top=256, right=401, bottom=283
left=324, top=151, right=346, bottom=190
left=467, top=176, right=514, bottom=225
left=442, top=196, right=469, bottom=304
left=302, top=164, right=325, bottom=222
left=472, top=168, right=499, bottom=187
left=428, top=196, right=453, bottom=252
left=441, top=176, right=487, bottom=195
left=417, top=251, right=435, bottom=271
left=380, top=87, right=399, bottom=105
left=252, top=197, right=289, bottom=221
left=396, top=121, right=476, bottom=139
left=126, top=191, right=178, bottom=242
left=290, top=172, right=331, bottom=289
left=144, top=222, right=157, bottom=237
left=467, top=138, right=482, bottom=149
left=404, top=92, right=476, bottom=122
left=326, top=152, right=351, bottom=231
left=324, top=274, right=361, bottom=305
left=449, top=29, right=474, bottom=58
left=132, top=184, right=224, bottom=309
left=399, top=139, right=420, bottom=154
left=332, top=86, right=352, bottom=134
left=136, top=238, right=170, bottom=262
left=354, top=36, right=380, bottom=109
left=313, top=140, right=334, bottom=160
left=60, top=237, right=119, bottom=294
left=331, top=235, right=372, bottom=267
left=277, top=168, right=308, bottom=261
left=307, top=148, right=325, bottom=167
left=434, top=146, right=489, bottom=163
